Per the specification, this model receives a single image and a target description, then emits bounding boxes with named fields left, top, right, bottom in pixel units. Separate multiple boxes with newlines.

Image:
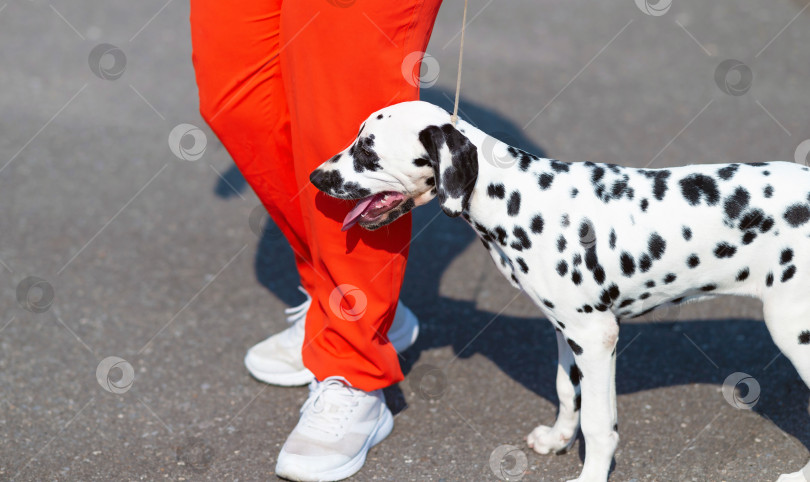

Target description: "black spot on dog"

left=516, top=257, right=529, bottom=274
left=531, top=215, right=544, bottom=234
left=671, top=297, right=685, bottom=304
left=349, top=135, right=382, bottom=172
left=763, top=170, right=770, bottom=176
left=687, top=254, right=700, bottom=268
left=645, top=280, right=656, bottom=288
left=557, top=320, right=566, bottom=329
left=682, top=226, right=692, bottom=241
left=619, top=299, right=634, bottom=308
left=571, top=188, right=579, bottom=198
left=593, top=266, right=606, bottom=285
left=569, top=364, right=582, bottom=385
left=571, top=270, right=582, bottom=285
left=494, top=226, right=508, bottom=245
left=784, top=204, right=810, bottom=227
left=550, top=160, right=570, bottom=173
left=680, top=174, right=720, bottom=206
left=609, top=230, right=617, bottom=250
left=538, top=173, right=554, bottom=190
left=724, top=187, right=750, bottom=219
left=764, top=185, right=774, bottom=198
left=640, top=198, right=649, bottom=212
left=760, top=217, right=775, bottom=233
left=700, top=284, right=717, bottom=292
left=413, top=156, right=431, bottom=167
left=664, top=273, right=677, bottom=284
left=543, top=300, right=555, bottom=309
left=487, top=183, right=505, bottom=199
left=739, top=209, right=764, bottom=231
left=557, top=260, right=568, bottom=277
left=653, top=171, right=671, bottom=200
left=557, top=235, right=567, bottom=252
left=714, top=242, right=737, bottom=258
left=582, top=304, right=593, bottom=313
left=574, top=394, right=582, bottom=411
left=717, top=164, right=738, bottom=180
left=425, top=176, right=435, bottom=186
left=573, top=253, right=582, bottom=265
left=620, top=252, right=635, bottom=277
left=742, top=232, right=757, bottom=245
left=639, top=292, right=650, bottom=300
left=736, top=268, right=749, bottom=281
left=591, top=166, right=605, bottom=183
left=748, top=162, right=768, bottom=167
left=782, top=265, right=796, bottom=282
left=799, top=331, right=810, bottom=345
left=507, top=192, right=521, bottom=216
left=376, top=114, right=383, bottom=120
left=649, top=233, right=666, bottom=260
left=766, top=272, right=774, bottom=287
left=639, top=254, right=652, bottom=272
left=511, top=227, right=532, bottom=251
left=781, top=248, right=793, bottom=265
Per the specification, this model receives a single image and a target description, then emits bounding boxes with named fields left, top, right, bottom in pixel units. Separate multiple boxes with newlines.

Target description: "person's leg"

left=190, top=0, right=320, bottom=298
left=280, top=0, right=442, bottom=393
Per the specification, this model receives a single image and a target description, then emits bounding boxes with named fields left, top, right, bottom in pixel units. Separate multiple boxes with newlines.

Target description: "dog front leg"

left=527, top=329, right=581, bottom=454
left=565, top=314, right=620, bottom=482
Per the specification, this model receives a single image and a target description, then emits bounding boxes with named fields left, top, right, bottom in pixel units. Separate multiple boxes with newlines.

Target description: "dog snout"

left=309, top=168, right=344, bottom=195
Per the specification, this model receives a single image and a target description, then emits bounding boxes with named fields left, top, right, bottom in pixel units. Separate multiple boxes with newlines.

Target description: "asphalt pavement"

left=2, top=0, right=810, bottom=480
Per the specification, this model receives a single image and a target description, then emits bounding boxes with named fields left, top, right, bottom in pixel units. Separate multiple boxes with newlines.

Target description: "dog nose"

left=310, top=169, right=325, bottom=189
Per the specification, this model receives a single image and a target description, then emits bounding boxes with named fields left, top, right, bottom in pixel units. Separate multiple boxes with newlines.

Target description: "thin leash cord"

left=450, top=0, right=469, bottom=126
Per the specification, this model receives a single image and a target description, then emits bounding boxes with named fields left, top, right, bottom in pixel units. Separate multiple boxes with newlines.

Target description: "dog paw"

left=526, top=424, right=575, bottom=455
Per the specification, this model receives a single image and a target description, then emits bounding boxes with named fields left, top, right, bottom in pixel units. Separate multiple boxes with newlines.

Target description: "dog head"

left=310, top=101, right=479, bottom=231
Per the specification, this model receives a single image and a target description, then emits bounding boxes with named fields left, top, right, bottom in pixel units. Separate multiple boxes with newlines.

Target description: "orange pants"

left=190, top=0, right=441, bottom=391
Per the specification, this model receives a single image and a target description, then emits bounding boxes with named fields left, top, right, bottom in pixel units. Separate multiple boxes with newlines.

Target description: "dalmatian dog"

left=309, top=100, right=810, bottom=481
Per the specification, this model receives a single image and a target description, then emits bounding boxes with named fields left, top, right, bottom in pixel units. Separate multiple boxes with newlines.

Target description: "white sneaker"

left=244, top=287, right=419, bottom=387
left=275, top=377, right=393, bottom=481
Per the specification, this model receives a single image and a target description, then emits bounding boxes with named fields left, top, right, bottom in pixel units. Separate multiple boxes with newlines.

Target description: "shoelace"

left=300, top=376, right=361, bottom=439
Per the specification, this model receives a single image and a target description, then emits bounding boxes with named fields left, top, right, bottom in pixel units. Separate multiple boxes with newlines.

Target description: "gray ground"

left=2, top=0, right=810, bottom=480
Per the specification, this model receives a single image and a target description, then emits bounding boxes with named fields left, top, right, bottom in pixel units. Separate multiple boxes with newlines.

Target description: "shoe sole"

left=244, top=355, right=314, bottom=387
left=275, top=405, right=394, bottom=482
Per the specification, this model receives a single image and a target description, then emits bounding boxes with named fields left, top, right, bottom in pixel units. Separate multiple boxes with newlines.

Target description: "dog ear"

left=418, top=124, right=479, bottom=217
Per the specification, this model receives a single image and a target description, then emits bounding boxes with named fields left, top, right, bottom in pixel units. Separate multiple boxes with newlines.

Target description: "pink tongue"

left=342, top=195, right=378, bottom=231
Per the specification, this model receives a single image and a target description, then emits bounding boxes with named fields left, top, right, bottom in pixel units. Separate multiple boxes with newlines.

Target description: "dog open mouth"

left=342, top=191, right=407, bottom=231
